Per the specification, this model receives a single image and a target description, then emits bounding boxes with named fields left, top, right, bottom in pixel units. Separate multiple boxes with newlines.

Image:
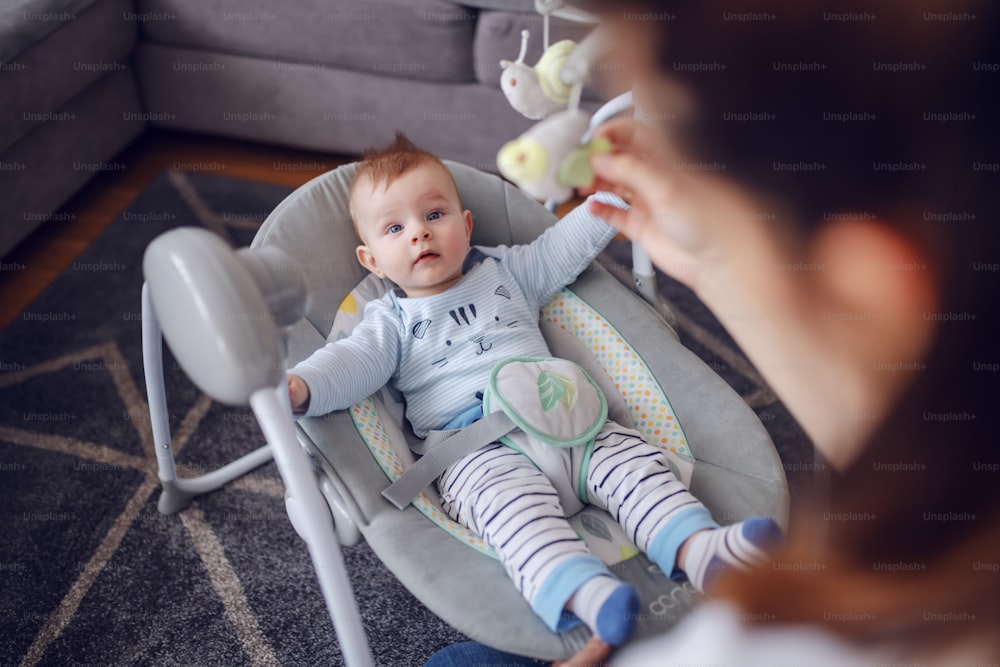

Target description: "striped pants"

left=438, top=421, right=718, bottom=631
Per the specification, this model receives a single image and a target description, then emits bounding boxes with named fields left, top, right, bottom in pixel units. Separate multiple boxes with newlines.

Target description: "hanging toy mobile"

left=496, top=1, right=611, bottom=203
left=499, top=29, right=576, bottom=120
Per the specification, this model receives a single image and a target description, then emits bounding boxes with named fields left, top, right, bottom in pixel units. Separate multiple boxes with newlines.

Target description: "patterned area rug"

left=0, top=170, right=815, bottom=666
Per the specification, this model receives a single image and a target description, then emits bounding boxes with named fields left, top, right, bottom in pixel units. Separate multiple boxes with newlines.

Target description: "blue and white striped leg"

left=439, top=443, right=615, bottom=634
left=582, top=425, right=719, bottom=577
left=583, top=423, right=782, bottom=591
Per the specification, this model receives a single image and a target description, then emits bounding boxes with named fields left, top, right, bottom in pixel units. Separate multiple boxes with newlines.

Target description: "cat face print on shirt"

left=412, top=284, right=519, bottom=369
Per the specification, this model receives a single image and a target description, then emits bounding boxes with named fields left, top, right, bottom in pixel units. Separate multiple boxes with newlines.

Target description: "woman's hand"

left=584, top=117, right=765, bottom=294
left=582, top=116, right=888, bottom=467
left=552, top=636, right=611, bottom=667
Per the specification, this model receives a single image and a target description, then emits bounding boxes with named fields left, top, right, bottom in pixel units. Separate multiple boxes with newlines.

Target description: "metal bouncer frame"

left=140, top=2, right=681, bottom=663
left=139, top=87, right=673, bottom=667
left=141, top=282, right=376, bottom=666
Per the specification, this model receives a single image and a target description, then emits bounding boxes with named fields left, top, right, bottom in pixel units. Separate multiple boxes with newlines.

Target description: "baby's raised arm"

left=286, top=299, right=401, bottom=417
left=485, top=192, right=627, bottom=309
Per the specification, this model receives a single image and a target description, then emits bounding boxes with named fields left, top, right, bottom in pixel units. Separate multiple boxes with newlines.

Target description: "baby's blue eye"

left=427, top=211, right=442, bottom=221
left=387, top=224, right=403, bottom=234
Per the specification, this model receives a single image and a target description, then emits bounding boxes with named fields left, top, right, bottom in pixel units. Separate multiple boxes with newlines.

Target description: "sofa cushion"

left=473, top=10, right=604, bottom=100
left=0, top=69, right=144, bottom=257
left=0, top=0, right=95, bottom=64
left=0, top=0, right=137, bottom=154
left=136, top=0, right=478, bottom=83
left=441, top=0, right=535, bottom=10
left=135, top=42, right=537, bottom=172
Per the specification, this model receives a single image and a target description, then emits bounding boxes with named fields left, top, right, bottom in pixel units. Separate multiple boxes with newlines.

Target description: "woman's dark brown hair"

left=596, top=0, right=1000, bottom=655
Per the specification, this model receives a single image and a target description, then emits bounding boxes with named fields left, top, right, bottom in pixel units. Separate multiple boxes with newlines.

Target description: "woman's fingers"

left=552, top=636, right=610, bottom=667
left=591, top=117, right=643, bottom=150
left=591, top=152, right=670, bottom=208
left=583, top=116, right=671, bottom=201
left=590, top=197, right=667, bottom=260
left=592, top=117, right=670, bottom=163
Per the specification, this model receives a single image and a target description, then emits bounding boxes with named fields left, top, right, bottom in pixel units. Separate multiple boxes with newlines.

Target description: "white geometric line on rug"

left=0, top=426, right=148, bottom=472
left=165, top=392, right=214, bottom=459
left=179, top=503, right=281, bottom=667
left=0, top=343, right=116, bottom=389
left=6, top=343, right=217, bottom=665
left=103, top=340, right=157, bottom=459
left=1, top=339, right=289, bottom=665
left=17, top=477, right=159, bottom=667
left=166, top=170, right=263, bottom=245
left=229, top=474, right=284, bottom=498
left=0, top=340, right=214, bottom=477
left=166, top=169, right=235, bottom=244
left=168, top=396, right=282, bottom=497
left=0, top=412, right=280, bottom=502
left=0, top=341, right=277, bottom=494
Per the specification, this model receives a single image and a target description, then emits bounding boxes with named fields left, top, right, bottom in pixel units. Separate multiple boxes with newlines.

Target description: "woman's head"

left=593, top=0, right=999, bottom=653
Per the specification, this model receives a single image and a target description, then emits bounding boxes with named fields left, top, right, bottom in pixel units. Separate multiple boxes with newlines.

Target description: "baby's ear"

left=464, top=210, right=474, bottom=239
left=356, top=244, right=385, bottom=278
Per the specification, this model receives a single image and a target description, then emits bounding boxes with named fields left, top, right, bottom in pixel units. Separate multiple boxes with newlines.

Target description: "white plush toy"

left=496, top=4, right=610, bottom=203
left=500, top=30, right=576, bottom=120
left=497, top=109, right=610, bottom=203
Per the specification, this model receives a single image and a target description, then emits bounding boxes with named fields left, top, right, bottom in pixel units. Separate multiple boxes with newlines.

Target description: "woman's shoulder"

left=613, top=601, right=896, bottom=667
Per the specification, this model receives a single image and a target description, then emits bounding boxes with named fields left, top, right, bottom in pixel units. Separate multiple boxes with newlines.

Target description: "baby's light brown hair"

left=348, top=131, right=459, bottom=237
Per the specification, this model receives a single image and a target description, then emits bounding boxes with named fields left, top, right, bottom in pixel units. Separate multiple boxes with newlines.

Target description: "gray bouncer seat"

left=247, top=160, right=789, bottom=661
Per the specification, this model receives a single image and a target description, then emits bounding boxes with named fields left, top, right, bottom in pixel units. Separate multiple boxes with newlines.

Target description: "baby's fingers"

left=587, top=199, right=627, bottom=228
left=286, top=375, right=307, bottom=411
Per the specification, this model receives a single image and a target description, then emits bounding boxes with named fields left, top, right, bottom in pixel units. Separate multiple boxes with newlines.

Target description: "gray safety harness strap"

left=381, top=411, right=517, bottom=510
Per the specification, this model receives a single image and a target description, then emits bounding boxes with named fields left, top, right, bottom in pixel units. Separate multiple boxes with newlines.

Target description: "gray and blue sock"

left=571, top=575, right=640, bottom=645
left=681, top=517, right=783, bottom=592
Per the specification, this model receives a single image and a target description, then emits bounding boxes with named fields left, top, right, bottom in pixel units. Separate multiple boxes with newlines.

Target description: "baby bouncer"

left=140, top=3, right=788, bottom=664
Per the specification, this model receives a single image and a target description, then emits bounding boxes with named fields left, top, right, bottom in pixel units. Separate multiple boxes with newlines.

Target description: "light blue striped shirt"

left=292, top=193, right=622, bottom=437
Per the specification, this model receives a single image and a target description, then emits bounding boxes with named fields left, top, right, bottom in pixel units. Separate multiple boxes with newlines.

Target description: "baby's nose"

left=411, top=227, right=431, bottom=242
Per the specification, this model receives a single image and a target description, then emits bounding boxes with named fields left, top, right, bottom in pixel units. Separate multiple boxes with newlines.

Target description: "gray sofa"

left=1, top=0, right=599, bottom=258
left=1, top=0, right=145, bottom=257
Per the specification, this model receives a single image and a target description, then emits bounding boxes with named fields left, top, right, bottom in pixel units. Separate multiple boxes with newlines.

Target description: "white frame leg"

left=142, top=282, right=273, bottom=514
left=249, top=387, right=374, bottom=667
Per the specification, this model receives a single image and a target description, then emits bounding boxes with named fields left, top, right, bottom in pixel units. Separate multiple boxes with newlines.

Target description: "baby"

left=287, top=133, right=780, bottom=645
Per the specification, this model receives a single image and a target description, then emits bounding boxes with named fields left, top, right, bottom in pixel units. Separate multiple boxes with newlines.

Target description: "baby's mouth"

left=415, top=251, right=440, bottom=265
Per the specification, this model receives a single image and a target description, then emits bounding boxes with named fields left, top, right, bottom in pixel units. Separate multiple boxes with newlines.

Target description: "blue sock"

left=571, top=576, right=640, bottom=645
left=681, top=517, right=783, bottom=592
left=596, top=584, right=641, bottom=645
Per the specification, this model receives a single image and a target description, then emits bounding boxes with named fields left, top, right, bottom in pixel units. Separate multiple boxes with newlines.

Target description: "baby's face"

left=353, top=163, right=473, bottom=298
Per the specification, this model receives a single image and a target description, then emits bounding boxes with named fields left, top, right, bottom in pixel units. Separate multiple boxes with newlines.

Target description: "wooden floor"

left=0, top=130, right=354, bottom=331
left=0, top=130, right=586, bottom=332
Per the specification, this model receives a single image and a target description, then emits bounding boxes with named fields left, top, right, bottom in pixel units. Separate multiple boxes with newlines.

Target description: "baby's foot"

left=570, top=575, right=640, bottom=645
left=681, top=517, right=783, bottom=592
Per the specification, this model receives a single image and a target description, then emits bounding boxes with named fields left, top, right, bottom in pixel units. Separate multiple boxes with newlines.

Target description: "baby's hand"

left=287, top=374, right=310, bottom=413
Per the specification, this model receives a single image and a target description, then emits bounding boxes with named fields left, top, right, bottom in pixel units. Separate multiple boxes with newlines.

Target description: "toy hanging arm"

left=534, top=0, right=595, bottom=24
left=558, top=26, right=605, bottom=89
left=534, top=0, right=605, bottom=89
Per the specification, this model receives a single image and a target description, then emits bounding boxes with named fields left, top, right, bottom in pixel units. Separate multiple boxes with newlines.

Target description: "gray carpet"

left=0, top=170, right=814, bottom=666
